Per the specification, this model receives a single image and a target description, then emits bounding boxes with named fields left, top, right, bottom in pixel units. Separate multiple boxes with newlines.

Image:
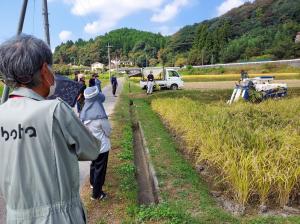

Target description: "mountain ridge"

left=53, top=0, right=300, bottom=67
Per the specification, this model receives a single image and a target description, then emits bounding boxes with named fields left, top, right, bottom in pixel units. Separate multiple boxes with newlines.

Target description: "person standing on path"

left=94, top=73, right=102, bottom=92
left=78, top=77, right=124, bottom=187
left=74, top=70, right=80, bottom=81
left=110, top=74, right=118, bottom=97
left=88, top=75, right=95, bottom=87
left=80, top=86, right=111, bottom=200
left=147, top=71, right=154, bottom=94
left=89, top=73, right=102, bottom=92
left=0, top=34, right=101, bottom=223
left=77, top=73, right=86, bottom=113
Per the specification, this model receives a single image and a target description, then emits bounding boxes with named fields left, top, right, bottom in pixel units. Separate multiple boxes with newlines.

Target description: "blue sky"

left=0, top=0, right=252, bottom=50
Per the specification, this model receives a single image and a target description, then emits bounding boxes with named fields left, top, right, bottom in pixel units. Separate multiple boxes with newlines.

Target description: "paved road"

left=79, top=78, right=124, bottom=187
left=183, top=79, right=300, bottom=90
left=0, top=78, right=124, bottom=224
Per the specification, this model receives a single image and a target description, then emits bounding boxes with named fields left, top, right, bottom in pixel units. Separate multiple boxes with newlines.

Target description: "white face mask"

left=46, top=65, right=56, bottom=97
left=47, top=79, right=56, bottom=97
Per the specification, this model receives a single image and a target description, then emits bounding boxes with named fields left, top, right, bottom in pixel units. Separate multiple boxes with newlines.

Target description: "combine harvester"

left=228, top=76, right=288, bottom=104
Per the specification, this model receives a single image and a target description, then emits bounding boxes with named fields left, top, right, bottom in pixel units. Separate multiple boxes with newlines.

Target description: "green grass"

left=83, top=80, right=139, bottom=224
left=106, top=82, right=138, bottom=222
left=146, top=88, right=232, bottom=103
left=0, top=83, right=3, bottom=97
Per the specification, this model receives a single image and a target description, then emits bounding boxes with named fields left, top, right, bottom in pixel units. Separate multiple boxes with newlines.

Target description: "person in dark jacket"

left=147, top=71, right=154, bottom=94
left=77, top=74, right=86, bottom=113
left=110, top=74, right=118, bottom=97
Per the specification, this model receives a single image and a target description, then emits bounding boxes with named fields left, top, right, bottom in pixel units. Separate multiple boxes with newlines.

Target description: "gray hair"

left=0, top=34, right=53, bottom=88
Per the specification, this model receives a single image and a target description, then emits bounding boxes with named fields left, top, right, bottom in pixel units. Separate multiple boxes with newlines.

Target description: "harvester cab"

left=228, top=76, right=287, bottom=104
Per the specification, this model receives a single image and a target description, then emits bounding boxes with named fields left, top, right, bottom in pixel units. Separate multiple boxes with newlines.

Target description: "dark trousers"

left=90, top=151, right=109, bottom=198
left=112, top=84, right=117, bottom=95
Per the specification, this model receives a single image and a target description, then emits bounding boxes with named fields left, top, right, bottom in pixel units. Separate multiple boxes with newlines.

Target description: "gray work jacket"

left=0, top=87, right=100, bottom=223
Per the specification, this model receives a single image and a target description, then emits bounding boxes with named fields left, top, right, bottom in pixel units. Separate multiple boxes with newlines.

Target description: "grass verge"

left=80, top=82, right=138, bottom=224
left=0, top=83, right=3, bottom=97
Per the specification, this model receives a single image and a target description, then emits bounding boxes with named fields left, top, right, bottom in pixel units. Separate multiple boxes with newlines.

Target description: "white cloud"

left=217, top=0, right=254, bottom=16
left=59, top=30, right=73, bottom=42
left=156, top=26, right=180, bottom=36
left=64, top=0, right=164, bottom=34
left=151, top=0, right=189, bottom=23
left=63, top=0, right=190, bottom=34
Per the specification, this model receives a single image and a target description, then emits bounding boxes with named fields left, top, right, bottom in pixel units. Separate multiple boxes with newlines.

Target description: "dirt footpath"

left=184, top=79, right=300, bottom=90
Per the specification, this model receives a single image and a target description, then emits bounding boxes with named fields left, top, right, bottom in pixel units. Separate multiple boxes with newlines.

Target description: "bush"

left=53, top=64, right=71, bottom=76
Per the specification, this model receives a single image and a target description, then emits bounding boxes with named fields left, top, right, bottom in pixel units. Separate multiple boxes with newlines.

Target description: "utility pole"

left=42, top=0, right=50, bottom=46
left=1, top=0, right=28, bottom=104
left=107, top=43, right=112, bottom=79
left=116, top=56, right=118, bottom=73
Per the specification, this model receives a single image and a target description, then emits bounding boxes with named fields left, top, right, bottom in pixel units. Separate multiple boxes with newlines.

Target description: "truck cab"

left=140, top=68, right=184, bottom=90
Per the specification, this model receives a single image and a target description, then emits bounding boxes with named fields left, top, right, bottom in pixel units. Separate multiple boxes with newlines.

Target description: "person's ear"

left=40, top=63, right=53, bottom=86
left=39, top=63, right=47, bottom=86
left=40, top=63, right=49, bottom=77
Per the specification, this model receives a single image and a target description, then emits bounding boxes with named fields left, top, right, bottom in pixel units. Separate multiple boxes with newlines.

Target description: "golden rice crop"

left=152, top=97, right=300, bottom=208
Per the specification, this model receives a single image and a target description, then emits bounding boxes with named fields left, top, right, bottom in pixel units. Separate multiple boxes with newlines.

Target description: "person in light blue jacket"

left=0, top=34, right=100, bottom=223
left=80, top=86, right=111, bottom=201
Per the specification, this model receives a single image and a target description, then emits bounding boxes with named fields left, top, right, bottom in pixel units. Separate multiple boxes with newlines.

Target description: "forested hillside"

left=53, top=0, right=300, bottom=67
left=53, top=28, right=167, bottom=67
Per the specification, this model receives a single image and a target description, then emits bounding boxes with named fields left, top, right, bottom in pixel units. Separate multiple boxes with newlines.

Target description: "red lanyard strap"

left=9, top=95, right=24, bottom=99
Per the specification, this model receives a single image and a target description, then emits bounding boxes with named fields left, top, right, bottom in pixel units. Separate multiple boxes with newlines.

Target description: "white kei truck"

left=139, top=67, right=184, bottom=90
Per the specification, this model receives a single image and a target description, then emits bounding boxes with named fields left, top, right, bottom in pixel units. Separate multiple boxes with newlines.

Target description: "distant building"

left=120, top=60, right=134, bottom=67
left=110, top=59, right=134, bottom=69
left=91, top=62, right=104, bottom=71
left=110, top=59, right=120, bottom=69
left=295, top=32, right=300, bottom=43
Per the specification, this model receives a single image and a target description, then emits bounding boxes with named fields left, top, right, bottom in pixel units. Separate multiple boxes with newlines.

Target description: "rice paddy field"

left=129, top=73, right=300, bottom=83
left=151, top=93, right=300, bottom=212
left=126, top=84, right=300, bottom=222
left=181, top=73, right=300, bottom=82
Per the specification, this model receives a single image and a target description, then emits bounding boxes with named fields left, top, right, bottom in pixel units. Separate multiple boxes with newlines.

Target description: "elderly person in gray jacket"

left=0, top=34, right=100, bottom=223
left=80, top=86, right=111, bottom=200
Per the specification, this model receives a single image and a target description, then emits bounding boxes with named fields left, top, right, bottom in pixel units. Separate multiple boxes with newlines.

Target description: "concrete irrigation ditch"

left=130, top=103, right=160, bottom=205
